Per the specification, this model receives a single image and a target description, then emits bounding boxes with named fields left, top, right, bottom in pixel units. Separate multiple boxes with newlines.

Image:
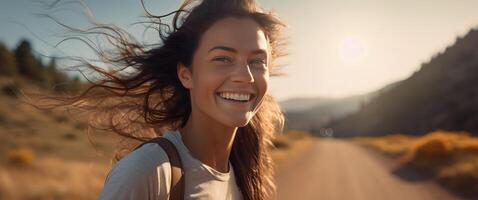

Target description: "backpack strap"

left=134, top=137, right=185, bottom=200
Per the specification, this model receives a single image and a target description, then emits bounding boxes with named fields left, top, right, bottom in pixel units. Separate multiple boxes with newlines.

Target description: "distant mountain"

left=279, top=80, right=402, bottom=132
left=280, top=95, right=364, bottom=132
left=280, top=97, right=336, bottom=111
left=327, top=28, right=478, bottom=137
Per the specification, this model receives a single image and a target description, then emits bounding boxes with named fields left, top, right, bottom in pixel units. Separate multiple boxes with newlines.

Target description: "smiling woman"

left=178, top=17, right=271, bottom=129
left=33, top=0, right=286, bottom=199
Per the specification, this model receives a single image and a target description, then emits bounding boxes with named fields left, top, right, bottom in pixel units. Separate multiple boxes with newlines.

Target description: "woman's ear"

left=177, top=63, right=193, bottom=89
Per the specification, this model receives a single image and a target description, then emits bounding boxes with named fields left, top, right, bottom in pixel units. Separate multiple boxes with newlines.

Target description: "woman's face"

left=178, top=17, right=270, bottom=128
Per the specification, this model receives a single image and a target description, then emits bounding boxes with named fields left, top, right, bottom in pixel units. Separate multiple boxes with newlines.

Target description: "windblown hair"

left=32, top=0, right=286, bottom=199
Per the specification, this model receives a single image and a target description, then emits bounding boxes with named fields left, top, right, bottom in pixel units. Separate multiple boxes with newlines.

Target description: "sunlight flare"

left=338, top=36, right=368, bottom=64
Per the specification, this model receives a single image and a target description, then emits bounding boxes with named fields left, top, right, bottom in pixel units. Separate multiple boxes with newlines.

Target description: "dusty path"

left=274, top=138, right=460, bottom=200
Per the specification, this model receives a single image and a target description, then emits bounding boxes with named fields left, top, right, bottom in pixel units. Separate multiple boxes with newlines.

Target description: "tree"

left=46, top=58, right=69, bottom=92
left=14, top=39, right=45, bottom=82
left=0, top=42, right=17, bottom=75
left=45, top=58, right=83, bottom=93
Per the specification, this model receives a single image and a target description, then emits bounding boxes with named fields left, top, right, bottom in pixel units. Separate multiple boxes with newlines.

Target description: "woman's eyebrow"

left=208, top=46, right=237, bottom=53
left=207, top=46, right=267, bottom=55
left=251, top=49, right=267, bottom=56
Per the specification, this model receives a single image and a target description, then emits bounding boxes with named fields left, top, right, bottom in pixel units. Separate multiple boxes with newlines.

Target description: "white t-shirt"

left=98, top=130, right=243, bottom=200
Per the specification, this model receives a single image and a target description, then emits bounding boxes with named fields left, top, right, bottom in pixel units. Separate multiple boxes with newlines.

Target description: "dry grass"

left=0, top=157, right=109, bottom=200
left=0, top=80, right=118, bottom=200
left=6, top=146, right=36, bottom=167
left=354, top=130, right=478, bottom=196
left=270, top=130, right=315, bottom=169
left=354, top=134, right=416, bottom=158
left=0, top=129, right=314, bottom=200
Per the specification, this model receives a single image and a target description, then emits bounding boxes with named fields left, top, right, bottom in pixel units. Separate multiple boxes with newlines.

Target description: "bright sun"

left=338, top=36, right=368, bottom=64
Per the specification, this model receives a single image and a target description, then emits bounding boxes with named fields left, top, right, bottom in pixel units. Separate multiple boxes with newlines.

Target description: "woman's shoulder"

left=106, top=131, right=181, bottom=178
left=122, top=141, right=171, bottom=171
left=98, top=138, right=173, bottom=200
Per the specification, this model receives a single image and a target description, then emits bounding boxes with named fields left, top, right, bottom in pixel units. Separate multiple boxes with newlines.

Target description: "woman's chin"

left=220, top=115, right=253, bottom=128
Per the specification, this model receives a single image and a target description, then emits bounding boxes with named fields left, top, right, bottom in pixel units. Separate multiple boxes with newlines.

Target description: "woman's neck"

left=178, top=113, right=237, bottom=173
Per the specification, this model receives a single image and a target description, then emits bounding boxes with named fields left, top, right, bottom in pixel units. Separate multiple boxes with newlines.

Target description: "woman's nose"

left=231, top=61, right=255, bottom=83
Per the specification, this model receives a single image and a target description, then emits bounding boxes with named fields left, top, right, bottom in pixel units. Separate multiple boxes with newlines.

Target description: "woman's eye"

left=213, top=56, right=233, bottom=64
left=250, top=59, right=267, bottom=66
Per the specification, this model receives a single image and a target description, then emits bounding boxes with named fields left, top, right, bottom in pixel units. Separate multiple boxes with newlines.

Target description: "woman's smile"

left=215, top=91, right=257, bottom=111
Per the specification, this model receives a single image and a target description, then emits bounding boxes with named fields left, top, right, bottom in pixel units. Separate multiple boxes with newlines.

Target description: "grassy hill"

left=0, top=76, right=119, bottom=199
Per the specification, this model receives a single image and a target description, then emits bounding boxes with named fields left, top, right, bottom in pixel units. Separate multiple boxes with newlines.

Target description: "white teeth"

left=219, top=92, right=252, bottom=101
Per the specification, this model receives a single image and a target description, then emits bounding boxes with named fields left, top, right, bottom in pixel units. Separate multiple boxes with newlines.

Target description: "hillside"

left=327, top=28, right=478, bottom=137
left=280, top=80, right=402, bottom=132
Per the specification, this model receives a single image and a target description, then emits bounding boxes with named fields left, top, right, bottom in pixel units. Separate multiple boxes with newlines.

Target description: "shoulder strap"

left=134, top=137, right=185, bottom=200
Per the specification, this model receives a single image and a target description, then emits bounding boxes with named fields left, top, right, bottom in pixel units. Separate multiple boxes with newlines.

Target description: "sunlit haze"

left=1, top=0, right=478, bottom=100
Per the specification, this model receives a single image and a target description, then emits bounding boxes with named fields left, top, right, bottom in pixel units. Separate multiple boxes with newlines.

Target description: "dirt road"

left=274, top=139, right=460, bottom=200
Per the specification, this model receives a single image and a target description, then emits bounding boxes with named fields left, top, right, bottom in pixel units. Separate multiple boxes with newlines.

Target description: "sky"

left=1, top=0, right=478, bottom=101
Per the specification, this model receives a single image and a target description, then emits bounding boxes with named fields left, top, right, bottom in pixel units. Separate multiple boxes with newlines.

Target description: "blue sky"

left=2, top=0, right=478, bottom=101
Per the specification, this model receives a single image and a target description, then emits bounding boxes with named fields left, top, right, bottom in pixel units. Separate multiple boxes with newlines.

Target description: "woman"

left=41, top=0, right=285, bottom=199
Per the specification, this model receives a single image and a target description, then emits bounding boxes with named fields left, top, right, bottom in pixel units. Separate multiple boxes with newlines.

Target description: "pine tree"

left=14, top=39, right=45, bottom=82
left=46, top=58, right=69, bottom=92
left=0, top=42, right=17, bottom=75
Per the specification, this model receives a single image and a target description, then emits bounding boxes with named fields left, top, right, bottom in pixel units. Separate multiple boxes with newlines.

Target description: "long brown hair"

left=30, top=0, right=286, bottom=199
